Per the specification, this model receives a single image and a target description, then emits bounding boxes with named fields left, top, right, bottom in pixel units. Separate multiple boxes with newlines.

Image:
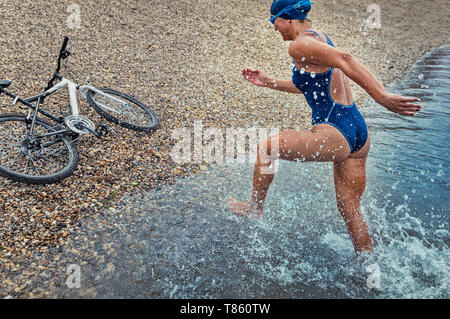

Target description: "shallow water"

left=58, top=45, right=449, bottom=299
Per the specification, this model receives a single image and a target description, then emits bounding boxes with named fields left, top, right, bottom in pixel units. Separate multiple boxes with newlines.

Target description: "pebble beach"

left=0, top=0, right=449, bottom=298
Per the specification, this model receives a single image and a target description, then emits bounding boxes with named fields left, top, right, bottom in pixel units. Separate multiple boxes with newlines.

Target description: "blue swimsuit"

left=292, top=30, right=368, bottom=153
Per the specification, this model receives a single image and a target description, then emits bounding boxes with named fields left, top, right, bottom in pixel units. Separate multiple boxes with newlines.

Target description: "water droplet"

left=310, top=72, right=316, bottom=78
left=313, top=91, right=318, bottom=100
left=418, top=74, right=424, bottom=79
left=301, top=57, right=306, bottom=61
left=437, top=170, right=444, bottom=177
left=300, top=68, right=305, bottom=74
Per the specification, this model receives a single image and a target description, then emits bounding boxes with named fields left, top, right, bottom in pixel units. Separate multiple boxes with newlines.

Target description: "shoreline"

left=0, top=0, right=449, bottom=297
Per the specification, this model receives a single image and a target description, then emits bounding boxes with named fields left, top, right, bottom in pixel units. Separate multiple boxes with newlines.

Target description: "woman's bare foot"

left=228, top=197, right=263, bottom=219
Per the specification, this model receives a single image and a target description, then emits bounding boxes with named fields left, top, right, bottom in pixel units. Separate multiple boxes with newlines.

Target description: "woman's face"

left=272, top=17, right=292, bottom=41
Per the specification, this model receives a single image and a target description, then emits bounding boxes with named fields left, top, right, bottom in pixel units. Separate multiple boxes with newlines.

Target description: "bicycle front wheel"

left=0, top=113, right=79, bottom=184
left=87, top=88, right=159, bottom=132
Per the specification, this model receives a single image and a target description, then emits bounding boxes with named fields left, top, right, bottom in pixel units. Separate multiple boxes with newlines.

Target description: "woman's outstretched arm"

left=339, top=56, right=422, bottom=115
left=242, top=68, right=303, bottom=94
left=288, top=38, right=423, bottom=116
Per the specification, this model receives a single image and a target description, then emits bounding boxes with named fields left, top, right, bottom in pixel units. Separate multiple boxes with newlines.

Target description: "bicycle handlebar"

left=56, top=37, right=70, bottom=73
left=60, top=36, right=69, bottom=54
left=43, top=37, right=71, bottom=94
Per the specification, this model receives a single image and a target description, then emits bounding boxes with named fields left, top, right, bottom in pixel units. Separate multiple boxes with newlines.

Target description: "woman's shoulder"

left=290, top=30, right=333, bottom=54
left=288, top=32, right=323, bottom=54
left=299, top=29, right=329, bottom=43
left=288, top=31, right=336, bottom=62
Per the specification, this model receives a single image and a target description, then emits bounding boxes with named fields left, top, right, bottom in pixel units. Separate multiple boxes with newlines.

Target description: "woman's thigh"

left=261, top=124, right=351, bottom=163
left=333, top=136, right=370, bottom=208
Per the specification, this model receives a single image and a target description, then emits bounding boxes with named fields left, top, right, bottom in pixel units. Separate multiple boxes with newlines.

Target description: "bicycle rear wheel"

left=0, top=113, right=79, bottom=184
left=87, top=88, right=159, bottom=132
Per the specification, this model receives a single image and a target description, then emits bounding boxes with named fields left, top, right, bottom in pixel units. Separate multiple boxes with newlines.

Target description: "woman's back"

left=292, top=29, right=355, bottom=106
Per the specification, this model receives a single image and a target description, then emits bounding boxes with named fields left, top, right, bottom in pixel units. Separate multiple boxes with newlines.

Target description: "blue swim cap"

left=270, top=0, right=315, bottom=24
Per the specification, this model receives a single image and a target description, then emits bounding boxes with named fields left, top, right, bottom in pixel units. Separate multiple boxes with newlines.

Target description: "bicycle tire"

left=87, top=87, right=159, bottom=132
left=0, top=113, right=79, bottom=184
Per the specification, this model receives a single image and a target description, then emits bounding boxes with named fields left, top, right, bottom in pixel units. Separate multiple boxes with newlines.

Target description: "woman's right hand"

left=242, top=68, right=269, bottom=87
left=377, top=92, right=423, bottom=116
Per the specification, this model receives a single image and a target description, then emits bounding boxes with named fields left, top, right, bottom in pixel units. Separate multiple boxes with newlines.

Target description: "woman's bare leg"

left=333, top=137, right=373, bottom=255
left=229, top=124, right=351, bottom=217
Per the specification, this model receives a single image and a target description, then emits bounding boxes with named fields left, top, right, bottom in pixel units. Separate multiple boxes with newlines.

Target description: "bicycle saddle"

left=0, top=80, right=11, bottom=88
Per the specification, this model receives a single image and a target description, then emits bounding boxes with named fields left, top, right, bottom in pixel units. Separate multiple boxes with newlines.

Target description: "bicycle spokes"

left=91, top=91, right=156, bottom=127
left=0, top=116, right=75, bottom=178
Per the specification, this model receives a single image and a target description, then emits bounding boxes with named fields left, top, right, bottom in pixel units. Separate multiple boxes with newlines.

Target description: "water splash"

left=51, top=45, right=450, bottom=299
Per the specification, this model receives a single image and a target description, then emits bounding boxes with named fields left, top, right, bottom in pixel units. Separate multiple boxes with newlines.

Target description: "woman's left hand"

left=377, top=92, right=423, bottom=116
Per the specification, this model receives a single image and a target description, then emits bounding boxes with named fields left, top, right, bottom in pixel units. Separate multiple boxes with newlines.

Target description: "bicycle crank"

left=64, top=115, right=95, bottom=134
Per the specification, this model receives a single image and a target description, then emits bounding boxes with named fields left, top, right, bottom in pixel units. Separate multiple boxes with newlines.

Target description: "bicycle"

left=0, top=37, right=159, bottom=184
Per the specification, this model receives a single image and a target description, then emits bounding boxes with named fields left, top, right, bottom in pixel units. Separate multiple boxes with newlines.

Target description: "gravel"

left=0, top=0, right=449, bottom=298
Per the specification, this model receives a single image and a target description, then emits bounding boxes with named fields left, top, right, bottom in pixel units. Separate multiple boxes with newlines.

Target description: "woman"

left=228, top=0, right=422, bottom=256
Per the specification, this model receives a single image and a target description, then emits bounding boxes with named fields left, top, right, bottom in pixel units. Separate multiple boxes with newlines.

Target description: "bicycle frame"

left=0, top=74, right=126, bottom=138
left=25, top=76, right=126, bottom=117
